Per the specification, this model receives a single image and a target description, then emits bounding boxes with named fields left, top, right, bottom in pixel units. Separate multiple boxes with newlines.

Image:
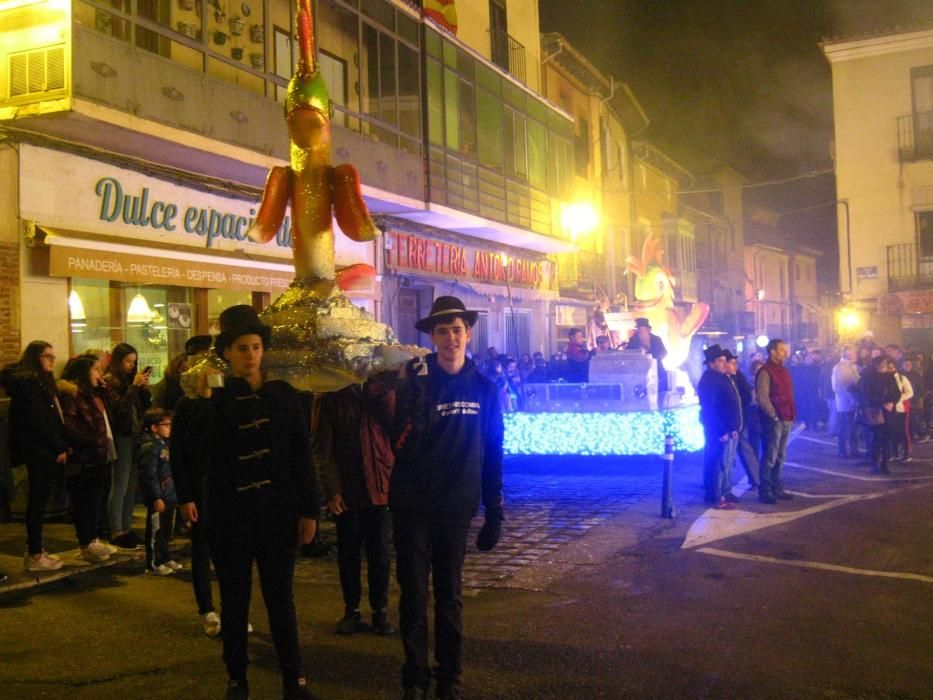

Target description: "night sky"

left=538, top=0, right=932, bottom=288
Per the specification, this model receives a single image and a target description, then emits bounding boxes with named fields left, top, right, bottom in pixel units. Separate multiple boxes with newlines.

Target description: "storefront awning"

left=40, top=228, right=296, bottom=293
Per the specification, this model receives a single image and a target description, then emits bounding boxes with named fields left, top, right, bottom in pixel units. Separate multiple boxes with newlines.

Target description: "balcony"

left=887, top=243, right=933, bottom=291
left=558, top=250, right=607, bottom=298
left=897, top=111, right=933, bottom=162
left=0, top=1, right=424, bottom=200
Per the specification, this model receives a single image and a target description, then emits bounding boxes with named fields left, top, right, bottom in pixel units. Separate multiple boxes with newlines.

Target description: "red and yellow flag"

left=424, top=0, right=457, bottom=35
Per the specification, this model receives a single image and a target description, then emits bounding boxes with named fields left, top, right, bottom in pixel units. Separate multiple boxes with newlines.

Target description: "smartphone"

left=142, top=366, right=153, bottom=375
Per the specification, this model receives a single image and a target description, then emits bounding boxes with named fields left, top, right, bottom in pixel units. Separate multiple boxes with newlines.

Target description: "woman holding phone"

left=104, top=342, right=151, bottom=550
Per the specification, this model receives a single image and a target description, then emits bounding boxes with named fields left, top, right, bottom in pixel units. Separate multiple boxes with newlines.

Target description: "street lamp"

left=560, top=201, right=600, bottom=241
left=499, top=252, right=520, bottom=359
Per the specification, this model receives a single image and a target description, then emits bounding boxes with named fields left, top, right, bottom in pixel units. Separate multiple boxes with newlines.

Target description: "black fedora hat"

left=415, top=296, right=478, bottom=333
left=214, top=305, right=271, bottom=361
left=634, top=317, right=651, bottom=329
left=703, top=344, right=726, bottom=364
left=722, top=348, right=738, bottom=361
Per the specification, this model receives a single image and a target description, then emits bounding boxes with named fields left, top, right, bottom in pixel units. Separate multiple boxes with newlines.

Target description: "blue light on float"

left=503, top=405, right=704, bottom=455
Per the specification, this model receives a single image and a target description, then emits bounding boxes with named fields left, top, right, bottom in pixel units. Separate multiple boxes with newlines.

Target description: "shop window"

left=206, top=289, right=252, bottom=336
left=69, top=280, right=193, bottom=382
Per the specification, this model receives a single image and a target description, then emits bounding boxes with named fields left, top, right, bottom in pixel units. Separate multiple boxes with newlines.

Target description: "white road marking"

left=795, top=434, right=836, bottom=447
left=696, top=547, right=933, bottom=584
left=682, top=493, right=884, bottom=549
left=683, top=481, right=933, bottom=550
left=785, top=461, right=933, bottom=482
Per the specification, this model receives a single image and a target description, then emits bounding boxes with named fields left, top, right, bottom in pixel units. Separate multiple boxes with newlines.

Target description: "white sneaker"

left=147, top=563, right=175, bottom=576
left=85, top=541, right=114, bottom=559
left=202, top=611, right=221, bottom=637
left=165, top=560, right=184, bottom=571
left=78, top=547, right=110, bottom=563
left=91, top=538, right=118, bottom=555
left=24, top=552, right=63, bottom=572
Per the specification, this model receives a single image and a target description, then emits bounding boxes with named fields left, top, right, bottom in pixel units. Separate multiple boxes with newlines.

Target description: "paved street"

left=1, top=431, right=931, bottom=699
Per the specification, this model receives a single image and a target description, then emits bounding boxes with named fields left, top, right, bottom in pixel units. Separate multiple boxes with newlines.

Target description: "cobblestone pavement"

left=289, top=455, right=669, bottom=593
left=1, top=454, right=676, bottom=596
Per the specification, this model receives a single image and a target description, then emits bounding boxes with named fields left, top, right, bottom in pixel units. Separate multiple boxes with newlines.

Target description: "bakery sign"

left=385, top=230, right=547, bottom=289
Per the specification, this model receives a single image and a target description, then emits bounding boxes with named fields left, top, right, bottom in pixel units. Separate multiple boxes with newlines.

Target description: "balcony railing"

left=897, top=111, right=933, bottom=162
left=887, top=242, right=933, bottom=290
left=508, top=34, right=526, bottom=84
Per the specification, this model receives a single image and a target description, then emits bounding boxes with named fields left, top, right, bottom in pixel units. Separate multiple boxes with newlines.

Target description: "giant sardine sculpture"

left=183, top=0, right=422, bottom=395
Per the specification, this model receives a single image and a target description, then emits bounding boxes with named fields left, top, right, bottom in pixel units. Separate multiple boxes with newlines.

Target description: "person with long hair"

left=58, top=354, right=119, bottom=563
left=151, top=352, right=188, bottom=411
left=0, top=341, right=69, bottom=571
left=104, top=342, right=151, bottom=550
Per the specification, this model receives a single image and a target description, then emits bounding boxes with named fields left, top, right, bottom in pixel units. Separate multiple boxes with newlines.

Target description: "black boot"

left=335, top=607, right=362, bottom=635
left=372, top=609, right=396, bottom=636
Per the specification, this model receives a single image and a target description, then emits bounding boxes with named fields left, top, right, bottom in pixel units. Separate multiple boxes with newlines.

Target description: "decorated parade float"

left=505, top=235, right=707, bottom=456
left=188, top=0, right=705, bottom=457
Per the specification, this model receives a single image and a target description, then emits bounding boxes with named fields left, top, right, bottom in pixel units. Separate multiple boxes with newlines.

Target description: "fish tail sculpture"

left=248, top=0, right=378, bottom=292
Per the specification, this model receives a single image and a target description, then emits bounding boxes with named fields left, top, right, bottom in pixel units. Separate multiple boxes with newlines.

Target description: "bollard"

left=660, top=434, right=675, bottom=519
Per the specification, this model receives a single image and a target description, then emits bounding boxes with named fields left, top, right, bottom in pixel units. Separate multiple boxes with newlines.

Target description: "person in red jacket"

left=314, top=373, right=397, bottom=636
left=565, top=328, right=592, bottom=382
left=755, top=339, right=797, bottom=504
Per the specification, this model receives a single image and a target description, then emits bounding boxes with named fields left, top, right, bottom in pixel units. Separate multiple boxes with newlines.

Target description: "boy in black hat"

left=696, top=344, right=742, bottom=509
left=181, top=305, right=321, bottom=700
left=391, top=296, right=504, bottom=700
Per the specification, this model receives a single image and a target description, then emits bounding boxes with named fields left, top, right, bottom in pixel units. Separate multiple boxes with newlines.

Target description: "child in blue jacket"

left=138, top=407, right=180, bottom=575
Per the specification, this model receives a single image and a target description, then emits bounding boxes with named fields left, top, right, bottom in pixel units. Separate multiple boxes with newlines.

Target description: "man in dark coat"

left=181, top=306, right=321, bottom=700
left=725, top=350, right=759, bottom=489
left=626, top=318, right=669, bottom=395
left=314, top=374, right=397, bottom=636
left=697, top=344, right=742, bottom=508
left=392, top=296, right=504, bottom=700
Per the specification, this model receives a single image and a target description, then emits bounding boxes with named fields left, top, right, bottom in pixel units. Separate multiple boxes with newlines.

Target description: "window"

left=912, top=65, right=933, bottom=137
left=575, top=117, right=590, bottom=177
left=918, top=210, right=933, bottom=258
left=505, top=309, right=531, bottom=358
left=489, top=0, right=508, bottom=72
left=319, top=50, right=347, bottom=109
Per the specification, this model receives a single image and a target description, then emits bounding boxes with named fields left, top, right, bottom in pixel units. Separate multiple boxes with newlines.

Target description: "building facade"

left=823, top=26, right=933, bottom=347
left=744, top=207, right=827, bottom=348
left=0, top=0, right=577, bottom=371
left=539, top=32, right=648, bottom=350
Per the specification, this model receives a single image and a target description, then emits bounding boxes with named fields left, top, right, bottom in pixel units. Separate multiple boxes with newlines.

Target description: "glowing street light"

left=837, top=307, right=863, bottom=334
left=560, top=202, right=600, bottom=241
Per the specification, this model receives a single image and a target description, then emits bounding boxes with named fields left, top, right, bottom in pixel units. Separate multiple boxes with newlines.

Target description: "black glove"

left=476, top=509, right=503, bottom=552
